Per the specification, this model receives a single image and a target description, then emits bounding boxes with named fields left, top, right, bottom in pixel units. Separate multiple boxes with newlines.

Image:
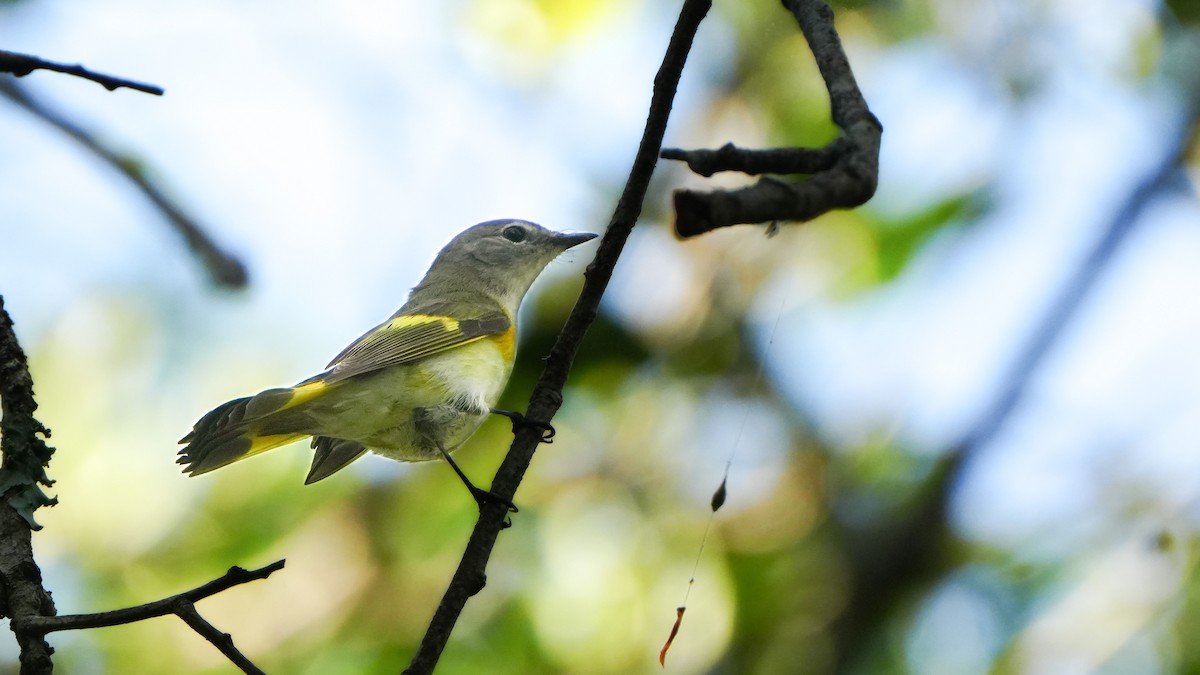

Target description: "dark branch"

left=0, top=80, right=248, bottom=289
left=0, top=49, right=163, bottom=95
left=673, top=169, right=875, bottom=237
left=661, top=139, right=849, bottom=177
left=0, top=299, right=57, bottom=531
left=403, top=1, right=715, bottom=672
left=2, top=299, right=277, bottom=673
left=176, top=604, right=266, bottom=675
left=663, top=0, right=881, bottom=238
left=13, top=561, right=284, bottom=675
left=0, top=297, right=58, bottom=674
left=0, top=508, right=55, bottom=675
left=14, top=560, right=286, bottom=634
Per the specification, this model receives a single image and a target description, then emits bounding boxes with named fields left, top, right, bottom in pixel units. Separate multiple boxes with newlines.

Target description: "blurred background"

left=3, top=0, right=1200, bottom=673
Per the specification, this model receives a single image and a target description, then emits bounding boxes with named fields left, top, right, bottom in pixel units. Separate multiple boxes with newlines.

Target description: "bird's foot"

left=490, top=408, right=555, bottom=443
left=435, top=442, right=518, bottom=513
left=465, top=482, right=519, bottom=515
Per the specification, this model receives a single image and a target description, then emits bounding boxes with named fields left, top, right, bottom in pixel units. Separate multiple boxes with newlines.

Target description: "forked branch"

left=2, top=296, right=280, bottom=674
left=13, top=561, right=286, bottom=675
left=662, top=0, right=882, bottom=237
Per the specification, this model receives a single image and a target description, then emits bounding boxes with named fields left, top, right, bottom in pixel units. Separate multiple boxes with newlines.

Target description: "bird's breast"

left=415, top=332, right=514, bottom=412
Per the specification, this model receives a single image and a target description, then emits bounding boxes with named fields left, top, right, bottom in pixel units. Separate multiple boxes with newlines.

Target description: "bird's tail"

left=177, top=380, right=329, bottom=476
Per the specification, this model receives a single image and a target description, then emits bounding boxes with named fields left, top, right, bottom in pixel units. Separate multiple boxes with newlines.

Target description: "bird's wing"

left=318, top=312, right=512, bottom=383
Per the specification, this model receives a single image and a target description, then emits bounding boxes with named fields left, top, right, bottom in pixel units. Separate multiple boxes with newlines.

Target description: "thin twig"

left=663, top=0, right=881, bottom=237
left=176, top=599, right=267, bottom=675
left=175, top=600, right=266, bottom=672
left=0, top=80, right=248, bottom=289
left=402, top=1, right=715, bottom=672
left=13, top=561, right=284, bottom=675
left=14, top=560, right=286, bottom=634
left=0, top=49, right=163, bottom=95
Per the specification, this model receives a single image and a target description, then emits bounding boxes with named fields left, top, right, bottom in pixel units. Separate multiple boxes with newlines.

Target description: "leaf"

left=872, top=192, right=988, bottom=281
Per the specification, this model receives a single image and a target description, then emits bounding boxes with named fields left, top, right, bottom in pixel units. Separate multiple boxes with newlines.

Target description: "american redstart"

left=177, top=220, right=596, bottom=499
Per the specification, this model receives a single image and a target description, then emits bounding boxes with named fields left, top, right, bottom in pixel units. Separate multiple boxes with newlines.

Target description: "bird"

left=177, top=219, right=596, bottom=503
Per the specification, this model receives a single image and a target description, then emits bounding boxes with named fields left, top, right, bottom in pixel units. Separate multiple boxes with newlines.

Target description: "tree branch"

left=0, top=49, right=164, bottom=96
left=0, top=509, right=55, bottom=675
left=0, top=297, right=59, bottom=674
left=3, top=296, right=279, bottom=672
left=0, top=299, right=57, bottom=532
left=402, top=1, right=714, bottom=672
left=176, top=603, right=266, bottom=675
left=13, top=561, right=284, bottom=675
left=661, top=138, right=849, bottom=177
left=13, top=560, right=285, bottom=634
left=663, top=0, right=881, bottom=238
left=0, top=80, right=248, bottom=289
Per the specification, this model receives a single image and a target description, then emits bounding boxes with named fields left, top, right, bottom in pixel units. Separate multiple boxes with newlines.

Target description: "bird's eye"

left=502, top=225, right=527, bottom=243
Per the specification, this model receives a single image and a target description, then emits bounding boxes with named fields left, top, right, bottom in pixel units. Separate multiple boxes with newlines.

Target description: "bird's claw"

left=469, top=484, right=519, bottom=514
left=491, top=408, right=556, bottom=443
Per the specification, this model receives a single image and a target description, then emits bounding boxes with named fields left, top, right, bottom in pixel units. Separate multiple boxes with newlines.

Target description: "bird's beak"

left=556, top=231, right=598, bottom=249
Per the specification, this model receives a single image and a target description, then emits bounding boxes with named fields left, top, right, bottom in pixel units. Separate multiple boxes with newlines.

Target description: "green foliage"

left=1167, top=0, right=1200, bottom=26
left=870, top=193, right=985, bottom=281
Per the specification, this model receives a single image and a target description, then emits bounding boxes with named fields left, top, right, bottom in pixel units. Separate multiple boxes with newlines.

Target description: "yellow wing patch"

left=321, top=312, right=512, bottom=383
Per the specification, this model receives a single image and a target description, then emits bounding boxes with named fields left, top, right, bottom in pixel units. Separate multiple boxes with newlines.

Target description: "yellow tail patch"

left=283, top=380, right=329, bottom=409
left=243, top=433, right=308, bottom=459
